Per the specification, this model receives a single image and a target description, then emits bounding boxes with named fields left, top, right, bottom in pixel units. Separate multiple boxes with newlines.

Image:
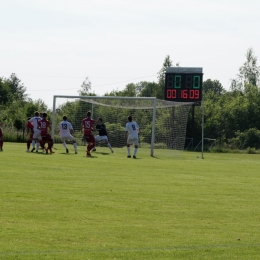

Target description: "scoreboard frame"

left=164, top=67, right=203, bottom=102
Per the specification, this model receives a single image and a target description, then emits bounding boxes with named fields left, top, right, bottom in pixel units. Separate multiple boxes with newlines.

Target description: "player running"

left=58, top=115, right=78, bottom=154
left=81, top=111, right=95, bottom=157
left=92, top=117, right=113, bottom=153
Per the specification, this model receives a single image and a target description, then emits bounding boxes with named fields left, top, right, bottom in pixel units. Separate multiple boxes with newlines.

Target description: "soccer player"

left=81, top=111, right=95, bottom=156
left=25, top=117, right=34, bottom=152
left=93, top=117, right=113, bottom=153
left=29, top=111, right=42, bottom=152
left=38, top=112, right=54, bottom=154
left=58, top=115, right=78, bottom=154
left=125, top=115, right=140, bottom=159
left=0, top=122, right=3, bottom=151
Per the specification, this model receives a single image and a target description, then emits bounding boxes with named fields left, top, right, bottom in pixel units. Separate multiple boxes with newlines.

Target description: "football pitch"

left=0, top=143, right=260, bottom=259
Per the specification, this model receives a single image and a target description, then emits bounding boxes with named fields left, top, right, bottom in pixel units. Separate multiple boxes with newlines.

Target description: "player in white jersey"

left=29, top=111, right=42, bottom=152
left=125, top=115, right=140, bottom=159
left=58, top=115, right=78, bottom=154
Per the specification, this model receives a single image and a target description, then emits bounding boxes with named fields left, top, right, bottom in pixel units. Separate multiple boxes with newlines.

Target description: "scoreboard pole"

left=202, top=100, right=204, bottom=159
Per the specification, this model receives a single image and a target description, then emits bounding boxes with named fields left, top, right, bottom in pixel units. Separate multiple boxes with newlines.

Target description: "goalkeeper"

left=92, top=117, right=113, bottom=153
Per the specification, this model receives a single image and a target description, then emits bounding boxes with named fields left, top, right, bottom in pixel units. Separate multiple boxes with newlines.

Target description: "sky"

left=1, top=0, right=260, bottom=109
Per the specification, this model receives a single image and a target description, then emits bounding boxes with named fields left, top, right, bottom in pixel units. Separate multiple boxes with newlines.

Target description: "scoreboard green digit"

left=165, top=67, right=203, bottom=102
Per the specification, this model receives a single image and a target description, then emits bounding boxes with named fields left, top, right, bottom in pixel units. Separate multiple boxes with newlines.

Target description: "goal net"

left=51, top=96, right=193, bottom=156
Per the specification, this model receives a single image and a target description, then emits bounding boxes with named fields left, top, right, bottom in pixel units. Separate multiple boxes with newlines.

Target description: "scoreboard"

left=164, top=67, right=203, bottom=102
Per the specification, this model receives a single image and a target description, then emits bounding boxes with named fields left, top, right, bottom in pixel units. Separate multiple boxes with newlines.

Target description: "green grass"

left=0, top=143, right=260, bottom=259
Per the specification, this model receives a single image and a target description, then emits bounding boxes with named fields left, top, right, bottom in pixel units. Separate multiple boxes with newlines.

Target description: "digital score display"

left=164, top=67, right=203, bottom=102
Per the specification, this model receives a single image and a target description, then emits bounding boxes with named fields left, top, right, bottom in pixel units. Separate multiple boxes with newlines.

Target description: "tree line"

left=1, top=48, right=260, bottom=150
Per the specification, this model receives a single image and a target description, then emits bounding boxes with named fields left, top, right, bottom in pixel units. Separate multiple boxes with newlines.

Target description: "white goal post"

left=52, top=95, right=193, bottom=156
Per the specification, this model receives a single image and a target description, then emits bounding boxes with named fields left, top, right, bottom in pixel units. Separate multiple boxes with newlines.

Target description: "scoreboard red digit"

left=164, top=67, right=203, bottom=102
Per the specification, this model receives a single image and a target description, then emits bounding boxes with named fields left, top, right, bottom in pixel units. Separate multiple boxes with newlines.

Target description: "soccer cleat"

left=25, top=149, right=29, bottom=152
left=45, top=148, right=48, bottom=154
left=92, top=148, right=96, bottom=152
left=127, top=155, right=131, bottom=158
left=66, top=148, right=69, bottom=154
left=111, top=150, right=114, bottom=153
left=75, top=151, right=78, bottom=154
left=31, top=148, right=35, bottom=152
left=86, top=151, right=91, bottom=157
left=36, top=150, right=38, bottom=153
left=133, top=155, right=136, bottom=159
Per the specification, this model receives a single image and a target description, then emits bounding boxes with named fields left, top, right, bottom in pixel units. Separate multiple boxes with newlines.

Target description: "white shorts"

left=33, top=130, right=42, bottom=140
left=127, top=137, right=139, bottom=146
left=60, top=134, right=75, bottom=141
left=95, top=135, right=108, bottom=142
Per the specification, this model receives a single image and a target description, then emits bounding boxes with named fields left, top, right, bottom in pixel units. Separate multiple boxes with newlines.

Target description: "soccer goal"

left=52, top=95, right=193, bottom=156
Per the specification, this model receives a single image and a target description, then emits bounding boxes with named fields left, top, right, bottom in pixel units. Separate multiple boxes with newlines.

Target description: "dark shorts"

left=42, top=134, right=53, bottom=142
left=84, top=134, right=95, bottom=144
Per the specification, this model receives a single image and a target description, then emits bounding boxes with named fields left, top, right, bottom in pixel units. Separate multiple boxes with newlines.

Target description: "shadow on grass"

left=84, top=155, right=98, bottom=159
left=93, top=152, right=110, bottom=155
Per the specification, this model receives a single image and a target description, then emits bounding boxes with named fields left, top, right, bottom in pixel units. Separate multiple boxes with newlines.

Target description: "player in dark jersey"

left=92, top=117, right=113, bottom=153
left=81, top=111, right=95, bottom=156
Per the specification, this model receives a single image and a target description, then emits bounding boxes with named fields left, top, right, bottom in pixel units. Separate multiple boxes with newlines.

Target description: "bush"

left=246, top=147, right=259, bottom=154
left=234, top=128, right=260, bottom=149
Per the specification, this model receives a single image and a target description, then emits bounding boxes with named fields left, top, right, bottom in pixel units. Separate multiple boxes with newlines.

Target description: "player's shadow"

left=30, top=152, right=53, bottom=156
left=151, top=156, right=161, bottom=159
left=94, top=152, right=110, bottom=155
left=84, top=155, right=98, bottom=159
left=60, top=152, right=77, bottom=155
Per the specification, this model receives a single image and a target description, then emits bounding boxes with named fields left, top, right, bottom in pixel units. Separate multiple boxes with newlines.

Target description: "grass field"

left=0, top=143, right=260, bottom=259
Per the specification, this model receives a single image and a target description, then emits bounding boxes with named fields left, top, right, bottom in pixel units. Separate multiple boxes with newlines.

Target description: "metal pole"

left=51, top=96, right=56, bottom=140
left=202, top=100, right=204, bottom=159
left=150, top=98, right=157, bottom=156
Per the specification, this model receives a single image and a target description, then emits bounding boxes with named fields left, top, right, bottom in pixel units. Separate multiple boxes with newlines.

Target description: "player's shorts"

left=84, top=134, right=95, bottom=144
left=60, top=134, right=75, bottom=142
left=33, top=130, right=42, bottom=140
left=127, top=137, right=139, bottom=146
left=42, top=134, right=53, bottom=143
left=95, top=135, right=108, bottom=142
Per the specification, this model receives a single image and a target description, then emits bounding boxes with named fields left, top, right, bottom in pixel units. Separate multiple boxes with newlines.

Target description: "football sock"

left=36, top=142, right=40, bottom=151
left=32, top=140, right=35, bottom=148
left=73, top=142, right=77, bottom=151
left=40, top=141, right=45, bottom=149
left=62, top=142, right=67, bottom=149
left=107, top=143, right=112, bottom=150
left=134, top=148, right=138, bottom=156
left=127, top=147, right=130, bottom=156
left=27, top=140, right=30, bottom=149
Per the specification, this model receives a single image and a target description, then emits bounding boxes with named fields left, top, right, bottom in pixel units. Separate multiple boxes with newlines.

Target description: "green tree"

left=156, top=55, right=173, bottom=99
left=203, top=79, right=225, bottom=96
left=0, top=78, right=11, bottom=105
left=78, top=77, right=96, bottom=96
left=138, top=81, right=160, bottom=97
left=6, top=73, right=27, bottom=101
left=231, top=48, right=260, bottom=91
